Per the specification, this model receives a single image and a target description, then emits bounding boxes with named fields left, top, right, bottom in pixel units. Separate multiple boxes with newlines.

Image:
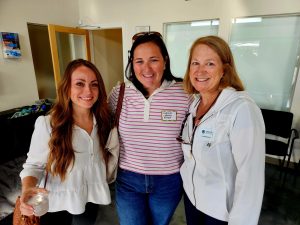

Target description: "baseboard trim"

left=266, top=156, right=298, bottom=169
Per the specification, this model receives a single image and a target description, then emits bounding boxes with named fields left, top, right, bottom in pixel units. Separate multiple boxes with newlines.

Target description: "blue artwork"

left=1, top=32, right=21, bottom=58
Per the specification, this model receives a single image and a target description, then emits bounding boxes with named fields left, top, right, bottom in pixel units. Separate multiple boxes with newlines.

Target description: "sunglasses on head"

left=132, top=31, right=162, bottom=41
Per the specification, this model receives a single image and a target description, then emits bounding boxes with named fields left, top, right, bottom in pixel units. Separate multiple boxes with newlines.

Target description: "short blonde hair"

left=183, top=35, right=244, bottom=94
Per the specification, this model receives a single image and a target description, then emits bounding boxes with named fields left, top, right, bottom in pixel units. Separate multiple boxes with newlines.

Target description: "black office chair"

left=261, top=108, right=299, bottom=172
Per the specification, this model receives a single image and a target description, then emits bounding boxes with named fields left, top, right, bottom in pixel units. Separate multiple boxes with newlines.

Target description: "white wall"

left=78, top=0, right=300, bottom=161
left=0, top=0, right=80, bottom=111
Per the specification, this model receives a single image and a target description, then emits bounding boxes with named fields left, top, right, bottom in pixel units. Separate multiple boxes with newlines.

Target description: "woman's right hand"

left=19, top=187, right=48, bottom=216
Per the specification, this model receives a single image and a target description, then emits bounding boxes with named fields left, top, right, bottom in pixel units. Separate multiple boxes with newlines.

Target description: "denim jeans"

left=184, top=192, right=228, bottom=225
left=116, top=169, right=183, bottom=225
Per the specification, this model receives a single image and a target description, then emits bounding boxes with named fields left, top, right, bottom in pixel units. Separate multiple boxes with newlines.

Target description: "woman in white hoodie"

left=179, top=36, right=265, bottom=225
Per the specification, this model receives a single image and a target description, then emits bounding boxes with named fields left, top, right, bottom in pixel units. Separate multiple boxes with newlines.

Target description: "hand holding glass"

left=25, top=188, right=49, bottom=216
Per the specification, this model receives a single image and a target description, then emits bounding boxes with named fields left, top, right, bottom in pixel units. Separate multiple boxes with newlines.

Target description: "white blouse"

left=20, top=115, right=111, bottom=215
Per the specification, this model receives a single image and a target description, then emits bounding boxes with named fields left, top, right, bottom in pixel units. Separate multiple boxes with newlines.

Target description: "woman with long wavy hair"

left=19, top=59, right=111, bottom=225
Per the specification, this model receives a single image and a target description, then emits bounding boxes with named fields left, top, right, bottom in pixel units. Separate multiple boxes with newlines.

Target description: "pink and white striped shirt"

left=108, top=80, right=192, bottom=175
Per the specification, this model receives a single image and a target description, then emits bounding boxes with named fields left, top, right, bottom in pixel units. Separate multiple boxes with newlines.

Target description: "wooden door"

left=48, top=24, right=91, bottom=90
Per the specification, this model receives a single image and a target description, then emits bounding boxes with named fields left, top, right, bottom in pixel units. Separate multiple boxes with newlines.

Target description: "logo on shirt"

left=201, top=128, right=213, bottom=138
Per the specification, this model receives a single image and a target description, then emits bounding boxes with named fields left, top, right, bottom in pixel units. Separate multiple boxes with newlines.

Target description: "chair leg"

left=282, top=159, right=298, bottom=187
left=280, top=157, right=290, bottom=187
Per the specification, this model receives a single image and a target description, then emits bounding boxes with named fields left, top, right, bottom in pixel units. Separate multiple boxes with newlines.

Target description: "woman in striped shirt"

left=108, top=32, right=192, bottom=225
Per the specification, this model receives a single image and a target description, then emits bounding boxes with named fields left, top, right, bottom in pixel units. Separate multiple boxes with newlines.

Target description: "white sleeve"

left=20, top=116, right=51, bottom=181
left=228, top=101, right=265, bottom=225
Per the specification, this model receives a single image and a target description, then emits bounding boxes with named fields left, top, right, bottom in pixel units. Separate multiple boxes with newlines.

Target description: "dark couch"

left=0, top=103, right=52, bottom=223
left=0, top=107, right=50, bottom=164
left=0, top=100, right=53, bottom=164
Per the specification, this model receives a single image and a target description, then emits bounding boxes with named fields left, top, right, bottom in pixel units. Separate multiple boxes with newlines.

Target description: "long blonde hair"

left=183, top=35, right=244, bottom=94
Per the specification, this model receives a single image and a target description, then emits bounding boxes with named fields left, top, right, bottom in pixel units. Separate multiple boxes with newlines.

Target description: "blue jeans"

left=184, top=192, right=228, bottom=225
left=116, top=169, right=183, bottom=225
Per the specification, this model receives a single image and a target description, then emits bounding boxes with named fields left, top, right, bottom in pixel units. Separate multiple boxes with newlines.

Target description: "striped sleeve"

left=108, top=84, right=121, bottom=115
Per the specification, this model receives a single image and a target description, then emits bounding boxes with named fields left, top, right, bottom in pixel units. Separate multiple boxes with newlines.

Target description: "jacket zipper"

left=190, top=112, right=215, bottom=207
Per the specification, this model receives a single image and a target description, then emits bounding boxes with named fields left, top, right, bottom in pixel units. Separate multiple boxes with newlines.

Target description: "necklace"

left=194, top=91, right=221, bottom=125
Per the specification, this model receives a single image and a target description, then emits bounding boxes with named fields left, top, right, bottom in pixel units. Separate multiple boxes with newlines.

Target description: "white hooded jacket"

left=180, top=87, right=265, bottom=225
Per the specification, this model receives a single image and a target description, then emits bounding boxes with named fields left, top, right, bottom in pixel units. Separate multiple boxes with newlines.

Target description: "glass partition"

left=230, top=15, right=300, bottom=111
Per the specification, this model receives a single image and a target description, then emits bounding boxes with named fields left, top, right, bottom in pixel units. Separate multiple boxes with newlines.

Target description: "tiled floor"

left=95, top=163, right=300, bottom=225
left=258, top=164, right=300, bottom=225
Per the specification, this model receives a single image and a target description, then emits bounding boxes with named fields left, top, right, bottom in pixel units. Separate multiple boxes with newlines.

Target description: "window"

left=230, top=15, right=300, bottom=111
left=164, top=19, right=219, bottom=78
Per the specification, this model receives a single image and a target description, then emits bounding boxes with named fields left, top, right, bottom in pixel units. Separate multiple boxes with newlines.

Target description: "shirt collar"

left=126, top=79, right=175, bottom=92
left=73, top=113, right=97, bottom=129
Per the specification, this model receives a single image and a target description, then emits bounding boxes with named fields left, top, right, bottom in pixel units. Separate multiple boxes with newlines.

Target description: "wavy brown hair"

left=46, top=59, right=110, bottom=181
left=183, top=35, right=244, bottom=94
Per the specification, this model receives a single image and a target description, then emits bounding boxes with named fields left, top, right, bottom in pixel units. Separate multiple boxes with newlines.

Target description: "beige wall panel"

left=92, top=29, right=124, bottom=94
left=0, top=0, right=79, bottom=111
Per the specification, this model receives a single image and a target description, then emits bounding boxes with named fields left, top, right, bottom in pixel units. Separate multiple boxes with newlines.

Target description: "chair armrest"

left=290, top=129, right=299, bottom=152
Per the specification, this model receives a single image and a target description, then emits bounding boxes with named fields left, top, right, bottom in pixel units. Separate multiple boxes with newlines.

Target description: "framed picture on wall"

left=1, top=32, right=21, bottom=58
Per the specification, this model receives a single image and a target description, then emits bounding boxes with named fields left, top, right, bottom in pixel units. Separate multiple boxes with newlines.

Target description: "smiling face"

left=70, top=65, right=99, bottom=112
left=133, top=42, right=166, bottom=95
left=189, top=44, right=224, bottom=96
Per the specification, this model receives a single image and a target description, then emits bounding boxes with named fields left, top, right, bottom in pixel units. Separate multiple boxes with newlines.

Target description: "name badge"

left=161, top=111, right=177, bottom=121
left=201, top=128, right=213, bottom=138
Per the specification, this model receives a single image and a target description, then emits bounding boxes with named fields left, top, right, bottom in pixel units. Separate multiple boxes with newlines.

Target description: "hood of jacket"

left=190, top=87, right=256, bottom=119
